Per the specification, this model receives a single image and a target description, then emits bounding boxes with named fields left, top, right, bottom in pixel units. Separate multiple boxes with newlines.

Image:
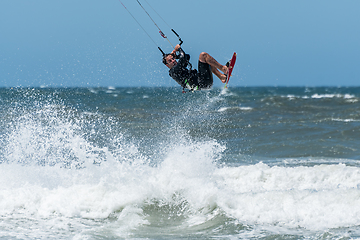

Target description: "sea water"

left=1, top=86, right=360, bottom=239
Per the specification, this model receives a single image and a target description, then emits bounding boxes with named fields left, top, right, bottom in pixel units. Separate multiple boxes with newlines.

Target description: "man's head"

left=163, top=53, right=177, bottom=69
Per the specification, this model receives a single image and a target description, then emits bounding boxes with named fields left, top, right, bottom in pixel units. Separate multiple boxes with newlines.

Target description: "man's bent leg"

left=199, top=52, right=227, bottom=74
left=211, top=67, right=227, bottom=83
left=199, top=52, right=228, bottom=82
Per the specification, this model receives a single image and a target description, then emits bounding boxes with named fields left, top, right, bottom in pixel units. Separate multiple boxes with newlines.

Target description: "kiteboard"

left=224, top=52, right=237, bottom=88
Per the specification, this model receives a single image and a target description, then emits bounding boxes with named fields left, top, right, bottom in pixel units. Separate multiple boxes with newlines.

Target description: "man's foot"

left=222, top=64, right=229, bottom=76
left=220, top=74, right=227, bottom=83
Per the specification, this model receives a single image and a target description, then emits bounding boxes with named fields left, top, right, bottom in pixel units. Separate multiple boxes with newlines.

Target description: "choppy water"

left=1, top=86, right=360, bottom=239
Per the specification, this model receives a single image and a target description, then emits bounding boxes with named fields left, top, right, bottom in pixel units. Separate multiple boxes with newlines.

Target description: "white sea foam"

left=332, top=118, right=360, bottom=122
left=214, top=163, right=360, bottom=230
left=280, top=93, right=357, bottom=100
left=311, top=93, right=355, bottom=99
left=1, top=99, right=360, bottom=239
left=2, top=150, right=360, bottom=236
left=218, top=106, right=253, bottom=112
left=2, top=111, right=360, bottom=234
left=88, top=88, right=98, bottom=94
left=220, top=87, right=236, bottom=97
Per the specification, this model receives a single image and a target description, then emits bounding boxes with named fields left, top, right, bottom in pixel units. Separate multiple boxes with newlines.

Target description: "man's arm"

left=174, top=44, right=181, bottom=52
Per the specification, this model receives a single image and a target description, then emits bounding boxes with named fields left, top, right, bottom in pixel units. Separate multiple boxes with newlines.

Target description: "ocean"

left=1, top=86, right=360, bottom=239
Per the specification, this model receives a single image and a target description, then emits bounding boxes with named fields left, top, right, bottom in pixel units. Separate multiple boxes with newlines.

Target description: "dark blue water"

left=1, top=87, right=360, bottom=239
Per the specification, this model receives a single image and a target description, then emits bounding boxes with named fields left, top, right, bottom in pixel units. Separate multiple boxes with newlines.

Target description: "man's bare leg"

left=199, top=52, right=228, bottom=83
left=211, top=67, right=227, bottom=83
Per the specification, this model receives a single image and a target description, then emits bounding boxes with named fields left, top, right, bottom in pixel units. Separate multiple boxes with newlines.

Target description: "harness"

left=180, top=61, right=200, bottom=93
left=183, top=80, right=199, bottom=93
left=169, top=48, right=199, bottom=93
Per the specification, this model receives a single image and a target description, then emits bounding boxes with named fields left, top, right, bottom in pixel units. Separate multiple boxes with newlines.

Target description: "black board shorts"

left=197, top=61, right=213, bottom=89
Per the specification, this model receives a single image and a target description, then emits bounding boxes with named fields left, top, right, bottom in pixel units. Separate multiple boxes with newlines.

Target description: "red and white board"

left=224, top=52, right=237, bottom=88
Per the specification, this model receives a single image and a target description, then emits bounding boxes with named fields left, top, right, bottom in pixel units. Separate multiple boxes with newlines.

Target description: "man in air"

left=163, top=44, right=228, bottom=91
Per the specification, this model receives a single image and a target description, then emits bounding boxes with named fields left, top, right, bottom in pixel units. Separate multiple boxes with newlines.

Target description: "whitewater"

left=1, top=87, right=360, bottom=239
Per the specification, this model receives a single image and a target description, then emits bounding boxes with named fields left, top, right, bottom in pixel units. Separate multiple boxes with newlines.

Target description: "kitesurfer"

left=163, top=44, right=228, bottom=91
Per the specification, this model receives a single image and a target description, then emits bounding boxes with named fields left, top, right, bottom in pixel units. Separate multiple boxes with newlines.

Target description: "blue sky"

left=1, top=0, right=359, bottom=87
